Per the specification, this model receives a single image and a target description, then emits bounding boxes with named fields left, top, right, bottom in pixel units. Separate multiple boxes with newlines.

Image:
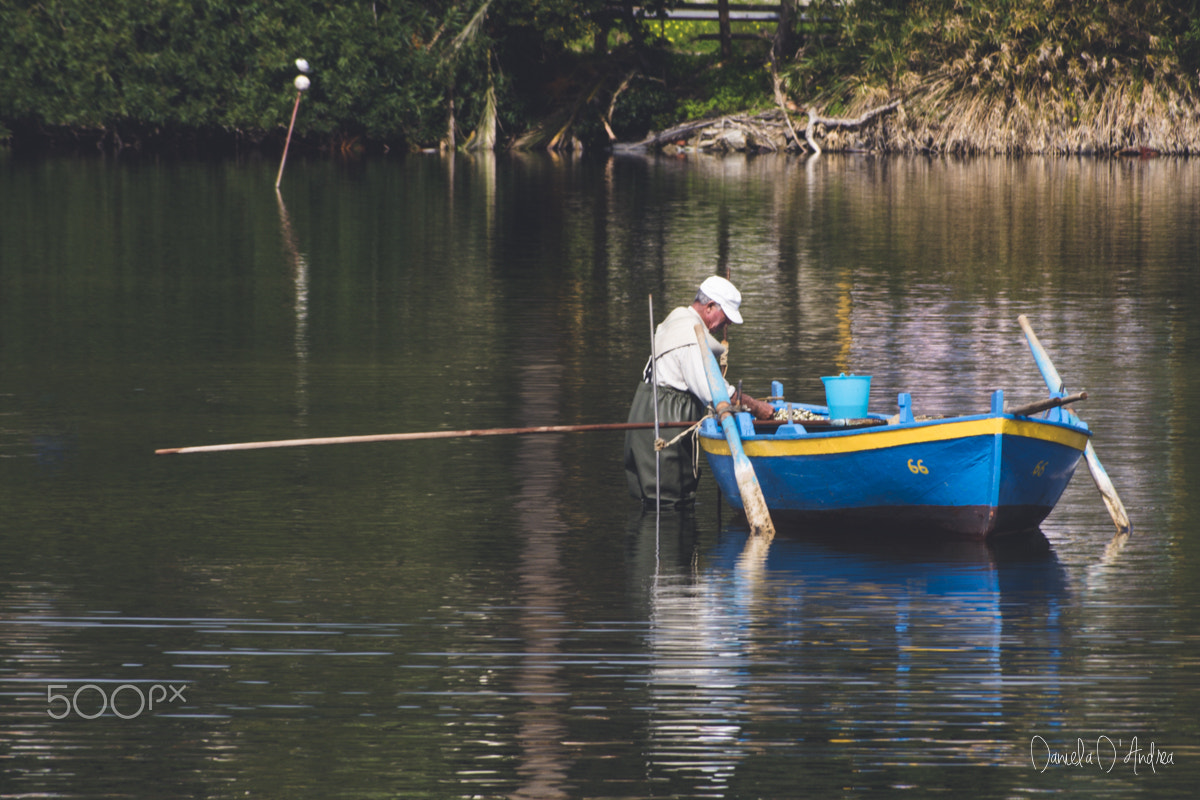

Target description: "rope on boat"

left=652, top=412, right=712, bottom=480
left=653, top=415, right=706, bottom=452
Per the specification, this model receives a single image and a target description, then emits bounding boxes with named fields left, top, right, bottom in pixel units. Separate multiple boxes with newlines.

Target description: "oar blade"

left=1083, top=441, right=1132, bottom=536
left=735, top=460, right=775, bottom=538
left=1016, top=315, right=1132, bottom=535
left=694, top=324, right=775, bottom=538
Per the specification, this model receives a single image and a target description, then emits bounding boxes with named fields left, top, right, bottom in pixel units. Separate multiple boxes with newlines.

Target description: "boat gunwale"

left=699, top=410, right=1092, bottom=458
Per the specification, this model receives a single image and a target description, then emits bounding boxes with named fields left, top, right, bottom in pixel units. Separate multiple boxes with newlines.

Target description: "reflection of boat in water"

left=711, top=521, right=1072, bottom=717
left=631, top=511, right=1070, bottom=791
left=714, top=522, right=1071, bottom=753
left=712, top=521, right=1070, bottom=600
left=699, top=381, right=1091, bottom=538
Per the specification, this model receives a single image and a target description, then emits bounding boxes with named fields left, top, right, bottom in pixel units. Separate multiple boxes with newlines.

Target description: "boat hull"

left=699, top=415, right=1090, bottom=538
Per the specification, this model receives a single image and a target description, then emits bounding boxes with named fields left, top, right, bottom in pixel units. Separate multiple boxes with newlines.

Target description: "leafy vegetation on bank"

left=1, top=0, right=1197, bottom=154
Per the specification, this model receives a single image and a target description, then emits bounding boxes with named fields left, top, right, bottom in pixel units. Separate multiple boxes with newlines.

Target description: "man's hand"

left=737, top=394, right=776, bottom=421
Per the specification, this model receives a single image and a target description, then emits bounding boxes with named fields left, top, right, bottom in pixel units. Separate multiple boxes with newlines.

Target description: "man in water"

left=624, top=276, right=775, bottom=508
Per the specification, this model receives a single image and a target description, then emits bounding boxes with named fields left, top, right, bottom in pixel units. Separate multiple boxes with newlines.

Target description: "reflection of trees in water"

left=509, top=329, right=572, bottom=800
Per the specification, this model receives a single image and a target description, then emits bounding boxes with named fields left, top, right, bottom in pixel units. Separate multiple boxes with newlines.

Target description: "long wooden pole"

left=1017, top=314, right=1132, bottom=535
left=156, top=392, right=1090, bottom=457
left=275, top=89, right=303, bottom=189
left=155, top=420, right=698, bottom=455
left=694, top=323, right=775, bottom=538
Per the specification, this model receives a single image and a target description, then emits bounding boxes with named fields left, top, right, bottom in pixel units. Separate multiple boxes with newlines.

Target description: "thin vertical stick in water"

left=649, top=294, right=660, bottom=515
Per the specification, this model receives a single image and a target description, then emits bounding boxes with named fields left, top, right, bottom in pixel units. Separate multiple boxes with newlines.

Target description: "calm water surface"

left=1, top=151, right=1199, bottom=798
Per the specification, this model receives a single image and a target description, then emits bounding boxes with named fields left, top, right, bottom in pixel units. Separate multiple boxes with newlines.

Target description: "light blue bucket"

left=821, top=373, right=871, bottom=419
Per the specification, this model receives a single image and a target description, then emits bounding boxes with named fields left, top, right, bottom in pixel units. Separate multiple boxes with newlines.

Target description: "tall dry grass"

left=816, top=77, right=1200, bottom=155
left=791, top=0, right=1200, bottom=154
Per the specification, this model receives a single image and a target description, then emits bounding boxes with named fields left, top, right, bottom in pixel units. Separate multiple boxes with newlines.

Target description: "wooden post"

left=717, top=0, right=732, bottom=57
left=772, top=0, right=795, bottom=63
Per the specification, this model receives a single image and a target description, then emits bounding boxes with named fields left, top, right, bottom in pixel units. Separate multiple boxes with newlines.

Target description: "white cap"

left=294, top=75, right=311, bottom=91
left=699, top=275, right=743, bottom=324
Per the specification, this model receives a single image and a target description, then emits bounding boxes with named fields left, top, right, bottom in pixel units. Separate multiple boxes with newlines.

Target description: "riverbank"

left=9, top=79, right=1193, bottom=159
left=3, top=0, right=1197, bottom=158
left=619, top=82, right=1200, bottom=157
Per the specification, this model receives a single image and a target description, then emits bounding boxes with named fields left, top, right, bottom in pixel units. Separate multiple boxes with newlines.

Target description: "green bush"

left=0, top=0, right=485, bottom=150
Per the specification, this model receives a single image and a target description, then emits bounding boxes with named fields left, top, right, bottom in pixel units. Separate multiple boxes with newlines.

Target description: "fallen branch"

left=613, top=117, right=726, bottom=152
left=805, top=99, right=902, bottom=155
left=613, top=99, right=902, bottom=156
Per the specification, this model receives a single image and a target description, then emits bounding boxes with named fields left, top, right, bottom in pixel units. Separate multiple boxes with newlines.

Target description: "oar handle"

left=1005, top=391, right=1087, bottom=417
left=1017, top=314, right=1066, bottom=392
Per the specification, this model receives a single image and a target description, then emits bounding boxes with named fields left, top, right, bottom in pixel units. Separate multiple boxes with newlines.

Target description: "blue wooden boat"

left=698, top=382, right=1091, bottom=538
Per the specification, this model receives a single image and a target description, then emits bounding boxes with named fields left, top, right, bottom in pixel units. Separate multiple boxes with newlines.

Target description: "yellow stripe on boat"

left=700, top=417, right=1090, bottom=458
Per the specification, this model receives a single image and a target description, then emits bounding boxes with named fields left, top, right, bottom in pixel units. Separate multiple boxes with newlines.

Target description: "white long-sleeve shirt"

left=644, top=306, right=735, bottom=406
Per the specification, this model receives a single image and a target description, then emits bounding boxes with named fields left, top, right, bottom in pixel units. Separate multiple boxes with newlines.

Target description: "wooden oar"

left=156, top=421, right=696, bottom=455
left=693, top=323, right=775, bottom=538
left=1005, top=391, right=1087, bottom=417
left=1017, top=314, right=1132, bottom=535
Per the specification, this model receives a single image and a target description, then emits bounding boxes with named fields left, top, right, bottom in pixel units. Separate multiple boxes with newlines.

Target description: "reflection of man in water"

left=624, top=276, right=774, bottom=508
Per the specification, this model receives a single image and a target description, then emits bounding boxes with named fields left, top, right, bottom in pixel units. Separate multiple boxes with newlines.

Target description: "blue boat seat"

left=737, top=411, right=755, bottom=439
left=774, top=423, right=807, bottom=438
